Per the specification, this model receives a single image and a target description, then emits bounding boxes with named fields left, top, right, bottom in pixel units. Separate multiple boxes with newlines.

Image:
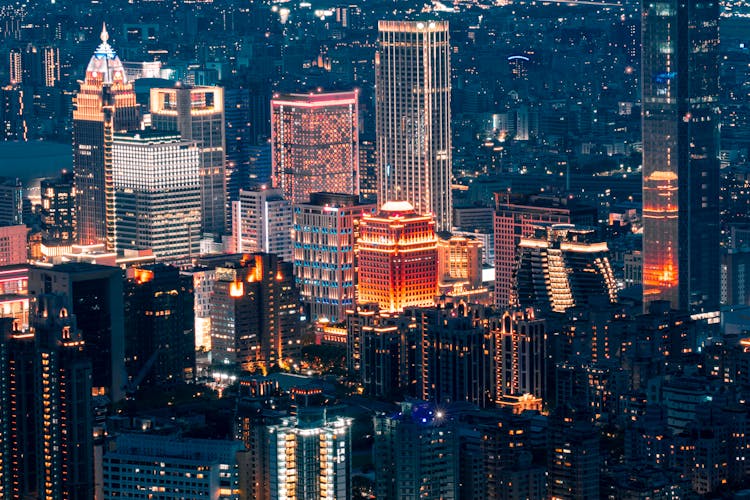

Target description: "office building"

left=267, top=411, right=353, bottom=499
left=436, top=234, right=485, bottom=299
left=376, top=21, right=452, bottom=231
left=514, top=225, right=618, bottom=313
left=29, top=263, right=125, bottom=402
left=0, top=86, right=27, bottom=141
left=112, top=131, right=201, bottom=264
left=271, top=91, right=359, bottom=205
left=496, top=309, right=547, bottom=402
left=210, top=254, right=300, bottom=369
left=102, top=434, right=245, bottom=499
left=40, top=171, right=75, bottom=244
left=642, top=0, right=720, bottom=311
left=224, top=87, right=253, bottom=203
left=359, top=137, right=377, bottom=204
left=357, top=201, right=438, bottom=312
left=232, top=187, right=293, bottom=262
left=374, top=401, right=459, bottom=500
left=293, top=192, right=375, bottom=322
left=1, top=296, right=93, bottom=500
left=494, top=193, right=597, bottom=307
left=151, top=85, right=226, bottom=235
left=124, top=265, right=195, bottom=387
left=73, top=24, right=140, bottom=248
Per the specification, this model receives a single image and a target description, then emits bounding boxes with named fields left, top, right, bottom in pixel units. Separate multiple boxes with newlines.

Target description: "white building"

left=112, top=131, right=201, bottom=264
left=232, top=187, right=293, bottom=262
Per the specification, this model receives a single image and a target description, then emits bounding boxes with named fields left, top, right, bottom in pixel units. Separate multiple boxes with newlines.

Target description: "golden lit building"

left=73, top=24, right=139, bottom=249
left=271, top=91, right=359, bottom=205
left=357, top=201, right=438, bottom=312
left=436, top=234, right=488, bottom=302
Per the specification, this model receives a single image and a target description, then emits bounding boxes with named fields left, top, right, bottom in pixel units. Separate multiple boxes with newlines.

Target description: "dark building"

left=40, top=171, right=75, bottom=244
left=224, top=87, right=253, bottom=205
left=210, top=253, right=300, bottom=370
left=29, top=263, right=125, bottom=402
left=642, top=0, right=720, bottom=312
left=124, top=265, right=195, bottom=388
left=73, top=25, right=140, bottom=248
left=0, top=295, right=93, bottom=500
left=0, top=177, right=23, bottom=227
left=547, top=406, right=600, bottom=499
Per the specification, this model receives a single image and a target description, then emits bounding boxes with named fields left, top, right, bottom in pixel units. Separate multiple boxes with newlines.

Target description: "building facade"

left=150, top=85, right=226, bottom=235
left=232, top=187, right=293, bottom=262
left=293, top=192, right=375, bottom=322
left=641, top=0, right=720, bottom=311
left=357, top=201, right=438, bottom=312
left=112, top=131, right=201, bottom=263
left=376, top=21, right=452, bottom=231
left=73, top=24, right=140, bottom=248
left=271, top=91, right=359, bottom=205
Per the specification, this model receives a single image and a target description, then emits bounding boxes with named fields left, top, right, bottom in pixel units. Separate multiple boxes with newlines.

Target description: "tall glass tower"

left=376, top=20, right=452, bottom=231
left=641, top=0, right=720, bottom=312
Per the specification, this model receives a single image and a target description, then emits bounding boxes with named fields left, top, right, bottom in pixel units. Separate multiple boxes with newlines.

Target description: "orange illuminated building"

left=73, top=24, right=139, bottom=249
left=642, top=170, right=679, bottom=307
left=357, top=201, right=438, bottom=312
left=271, top=91, right=359, bottom=205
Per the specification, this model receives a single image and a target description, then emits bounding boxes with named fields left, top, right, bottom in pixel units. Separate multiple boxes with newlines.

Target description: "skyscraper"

left=40, top=171, right=75, bottom=244
left=357, top=201, right=438, bottom=312
left=293, top=192, right=375, bottom=322
left=112, top=131, right=201, bottom=263
left=73, top=24, right=139, bottom=248
left=271, top=91, right=359, bottom=205
left=8, top=43, right=59, bottom=88
left=642, top=0, right=720, bottom=311
left=0, top=296, right=93, bottom=500
left=232, top=187, right=293, bottom=262
left=150, top=85, right=226, bottom=235
left=376, top=20, right=452, bottom=231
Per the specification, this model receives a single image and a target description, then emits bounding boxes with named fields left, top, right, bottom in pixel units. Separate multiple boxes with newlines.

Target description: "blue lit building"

left=293, top=192, right=374, bottom=323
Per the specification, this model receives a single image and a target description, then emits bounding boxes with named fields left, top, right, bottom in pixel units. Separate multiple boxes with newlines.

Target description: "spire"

left=101, top=22, right=109, bottom=44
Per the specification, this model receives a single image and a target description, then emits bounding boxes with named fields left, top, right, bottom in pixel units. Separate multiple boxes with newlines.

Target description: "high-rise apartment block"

left=124, top=264, right=195, bottom=387
left=642, top=0, right=720, bottom=311
left=376, top=21, right=452, bottom=231
left=357, top=201, right=438, bottom=312
left=374, top=401, right=459, bottom=500
left=232, top=187, right=293, bottom=262
left=209, top=254, right=300, bottom=370
left=73, top=25, right=140, bottom=248
left=271, top=91, right=359, bottom=205
left=0, top=296, right=93, bottom=500
left=514, top=225, right=617, bottom=313
left=267, top=410, right=353, bottom=499
left=293, top=192, right=375, bottom=322
left=8, top=43, right=59, bottom=87
left=494, top=193, right=597, bottom=308
left=29, top=263, right=125, bottom=402
left=151, top=85, right=226, bottom=235
left=113, top=131, right=201, bottom=263
left=496, top=309, right=547, bottom=402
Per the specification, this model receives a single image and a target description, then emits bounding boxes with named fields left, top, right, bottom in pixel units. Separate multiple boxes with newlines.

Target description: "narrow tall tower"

left=641, top=0, right=720, bottom=312
left=73, top=24, right=139, bottom=248
left=376, top=20, right=452, bottom=231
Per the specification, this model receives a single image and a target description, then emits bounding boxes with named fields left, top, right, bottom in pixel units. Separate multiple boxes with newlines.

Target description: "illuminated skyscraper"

left=293, top=192, right=375, bottom=322
left=0, top=296, right=93, bottom=500
left=642, top=0, right=720, bottom=311
left=112, top=131, right=201, bottom=263
left=376, top=20, right=452, bottom=231
left=150, top=85, right=226, bottom=235
left=357, top=201, right=438, bottom=312
left=496, top=309, right=546, bottom=402
left=271, top=91, right=359, bottom=205
left=73, top=24, right=139, bottom=248
left=40, top=171, right=75, bottom=245
left=8, top=43, right=59, bottom=87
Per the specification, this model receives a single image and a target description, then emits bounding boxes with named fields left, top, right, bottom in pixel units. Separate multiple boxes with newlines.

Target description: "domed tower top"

left=84, top=23, right=127, bottom=85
